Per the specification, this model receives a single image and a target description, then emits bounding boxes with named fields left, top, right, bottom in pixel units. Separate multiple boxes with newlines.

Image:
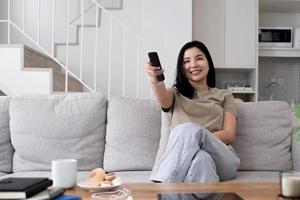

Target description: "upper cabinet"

left=225, top=0, right=257, bottom=67
left=193, top=0, right=258, bottom=69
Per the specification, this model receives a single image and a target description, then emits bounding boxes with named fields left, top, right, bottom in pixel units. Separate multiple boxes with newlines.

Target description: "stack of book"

left=0, top=177, right=63, bottom=199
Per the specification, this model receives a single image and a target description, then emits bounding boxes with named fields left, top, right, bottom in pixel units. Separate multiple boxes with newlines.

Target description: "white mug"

left=51, top=159, right=77, bottom=188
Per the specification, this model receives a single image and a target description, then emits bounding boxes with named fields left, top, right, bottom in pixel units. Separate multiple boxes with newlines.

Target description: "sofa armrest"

left=292, top=114, right=300, bottom=171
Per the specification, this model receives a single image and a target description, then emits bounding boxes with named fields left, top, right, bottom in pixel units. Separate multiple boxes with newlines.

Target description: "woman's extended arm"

left=145, top=61, right=174, bottom=109
left=214, top=111, right=237, bottom=144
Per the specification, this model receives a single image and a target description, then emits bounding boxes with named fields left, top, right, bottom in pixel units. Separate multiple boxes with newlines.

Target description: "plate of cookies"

left=77, top=168, right=122, bottom=192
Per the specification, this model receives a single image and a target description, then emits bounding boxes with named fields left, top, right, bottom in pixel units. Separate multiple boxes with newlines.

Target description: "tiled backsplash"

left=259, top=57, right=300, bottom=104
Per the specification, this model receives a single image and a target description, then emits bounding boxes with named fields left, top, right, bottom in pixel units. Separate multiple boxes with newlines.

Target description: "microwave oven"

left=259, top=27, right=293, bottom=47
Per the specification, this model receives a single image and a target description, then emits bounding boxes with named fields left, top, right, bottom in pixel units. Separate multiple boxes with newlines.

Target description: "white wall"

left=0, top=0, right=4, bottom=19
left=112, top=0, right=192, bottom=67
left=0, top=0, right=6, bottom=20
left=0, top=23, right=6, bottom=43
left=0, top=0, right=8, bottom=43
left=111, top=0, right=192, bottom=85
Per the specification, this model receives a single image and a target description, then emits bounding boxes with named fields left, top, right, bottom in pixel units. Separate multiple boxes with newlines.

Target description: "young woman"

left=145, top=41, right=240, bottom=183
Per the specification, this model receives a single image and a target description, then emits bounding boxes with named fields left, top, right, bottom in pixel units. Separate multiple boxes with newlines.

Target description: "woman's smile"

left=190, top=68, right=202, bottom=75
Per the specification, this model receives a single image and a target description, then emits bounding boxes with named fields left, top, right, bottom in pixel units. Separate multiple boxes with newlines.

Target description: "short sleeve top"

left=168, top=87, right=237, bottom=132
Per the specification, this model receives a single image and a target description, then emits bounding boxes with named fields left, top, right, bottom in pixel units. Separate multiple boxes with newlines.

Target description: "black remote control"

left=148, top=52, right=165, bottom=82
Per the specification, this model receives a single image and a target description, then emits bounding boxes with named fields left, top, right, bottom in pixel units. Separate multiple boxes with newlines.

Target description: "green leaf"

left=294, top=104, right=300, bottom=118
left=296, top=135, right=300, bottom=142
left=293, top=127, right=300, bottom=135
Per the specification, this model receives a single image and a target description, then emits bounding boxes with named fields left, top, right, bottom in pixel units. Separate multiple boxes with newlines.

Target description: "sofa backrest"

left=291, top=108, right=300, bottom=171
left=0, top=93, right=296, bottom=173
left=9, top=93, right=107, bottom=172
left=0, top=96, right=13, bottom=173
left=232, top=101, right=293, bottom=171
left=103, top=96, right=161, bottom=171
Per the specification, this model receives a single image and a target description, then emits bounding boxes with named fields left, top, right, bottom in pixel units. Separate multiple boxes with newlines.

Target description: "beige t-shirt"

left=168, top=87, right=237, bottom=132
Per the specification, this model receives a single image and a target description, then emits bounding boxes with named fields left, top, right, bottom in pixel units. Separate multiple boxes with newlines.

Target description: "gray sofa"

left=0, top=92, right=299, bottom=183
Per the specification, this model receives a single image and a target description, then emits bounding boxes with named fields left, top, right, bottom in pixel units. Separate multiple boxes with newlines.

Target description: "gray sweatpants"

left=150, top=122, right=240, bottom=183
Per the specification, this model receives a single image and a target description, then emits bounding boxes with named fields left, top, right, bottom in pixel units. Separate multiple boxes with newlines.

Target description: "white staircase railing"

left=0, top=0, right=173, bottom=99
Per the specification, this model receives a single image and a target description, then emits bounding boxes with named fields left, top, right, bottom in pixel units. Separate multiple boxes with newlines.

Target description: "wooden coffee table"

left=66, top=182, right=280, bottom=200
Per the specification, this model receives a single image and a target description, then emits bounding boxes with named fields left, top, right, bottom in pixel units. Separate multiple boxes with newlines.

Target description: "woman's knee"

left=185, top=150, right=219, bottom=183
left=218, top=158, right=240, bottom=181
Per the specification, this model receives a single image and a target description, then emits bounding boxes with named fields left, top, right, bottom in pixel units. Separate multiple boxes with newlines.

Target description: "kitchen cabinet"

left=193, top=0, right=257, bottom=68
left=193, top=0, right=258, bottom=101
left=258, top=0, right=300, bottom=103
left=225, top=0, right=257, bottom=67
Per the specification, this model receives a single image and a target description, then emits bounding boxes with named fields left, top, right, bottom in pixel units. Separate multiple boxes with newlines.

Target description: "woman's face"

left=183, top=47, right=209, bottom=87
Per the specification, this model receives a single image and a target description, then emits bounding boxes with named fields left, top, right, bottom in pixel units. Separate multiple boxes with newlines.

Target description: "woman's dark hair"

left=174, top=40, right=215, bottom=99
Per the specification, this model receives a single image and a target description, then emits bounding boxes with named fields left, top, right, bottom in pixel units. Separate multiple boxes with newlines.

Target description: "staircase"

left=0, top=0, right=124, bottom=95
left=0, top=0, right=172, bottom=98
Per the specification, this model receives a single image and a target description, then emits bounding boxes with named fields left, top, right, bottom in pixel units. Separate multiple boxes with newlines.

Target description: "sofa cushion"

left=0, top=97, right=13, bottom=173
left=104, top=97, right=161, bottom=171
left=0, top=170, right=279, bottom=183
left=10, top=93, right=107, bottom=172
left=0, top=172, right=6, bottom=177
left=292, top=134, right=300, bottom=171
left=0, top=170, right=152, bottom=184
left=227, top=171, right=279, bottom=183
left=114, top=171, right=152, bottom=183
left=0, top=171, right=90, bottom=183
left=232, top=101, right=292, bottom=171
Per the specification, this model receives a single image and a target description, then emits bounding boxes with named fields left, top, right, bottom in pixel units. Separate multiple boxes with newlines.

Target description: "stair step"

left=0, top=90, right=5, bottom=96
left=24, top=45, right=83, bottom=92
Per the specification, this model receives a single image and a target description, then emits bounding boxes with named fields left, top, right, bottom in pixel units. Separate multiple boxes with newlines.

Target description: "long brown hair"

left=174, top=41, right=216, bottom=98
